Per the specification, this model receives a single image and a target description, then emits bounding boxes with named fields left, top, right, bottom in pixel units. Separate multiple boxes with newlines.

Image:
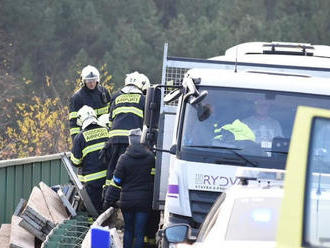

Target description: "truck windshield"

left=180, top=86, right=330, bottom=169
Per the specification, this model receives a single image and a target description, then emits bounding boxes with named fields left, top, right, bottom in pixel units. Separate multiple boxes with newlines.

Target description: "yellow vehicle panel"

left=277, top=106, right=330, bottom=248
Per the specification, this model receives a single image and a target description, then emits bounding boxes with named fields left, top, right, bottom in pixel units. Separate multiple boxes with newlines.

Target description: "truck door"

left=153, top=105, right=176, bottom=210
left=277, top=106, right=330, bottom=248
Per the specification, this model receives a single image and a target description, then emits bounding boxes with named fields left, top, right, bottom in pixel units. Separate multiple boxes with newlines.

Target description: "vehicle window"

left=304, top=118, right=330, bottom=247
left=225, top=197, right=281, bottom=241
left=180, top=86, right=330, bottom=169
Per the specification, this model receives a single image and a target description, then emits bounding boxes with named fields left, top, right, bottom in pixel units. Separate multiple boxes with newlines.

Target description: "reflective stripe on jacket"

left=108, top=89, right=145, bottom=144
left=70, top=124, right=109, bottom=183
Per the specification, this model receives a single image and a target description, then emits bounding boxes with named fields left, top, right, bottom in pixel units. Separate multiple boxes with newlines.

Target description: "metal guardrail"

left=0, top=152, right=72, bottom=225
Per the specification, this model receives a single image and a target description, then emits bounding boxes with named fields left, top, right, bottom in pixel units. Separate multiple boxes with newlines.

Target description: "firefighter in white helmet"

left=69, top=65, right=111, bottom=141
left=70, top=105, right=109, bottom=213
left=101, top=71, right=150, bottom=210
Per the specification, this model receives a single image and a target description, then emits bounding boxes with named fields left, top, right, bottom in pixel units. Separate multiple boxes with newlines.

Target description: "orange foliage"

left=0, top=96, right=71, bottom=159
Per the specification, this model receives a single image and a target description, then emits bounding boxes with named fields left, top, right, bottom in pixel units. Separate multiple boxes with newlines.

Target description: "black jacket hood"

left=126, top=144, right=152, bottom=159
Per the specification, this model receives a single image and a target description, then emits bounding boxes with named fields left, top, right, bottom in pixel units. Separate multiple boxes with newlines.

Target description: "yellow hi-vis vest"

left=214, top=119, right=256, bottom=142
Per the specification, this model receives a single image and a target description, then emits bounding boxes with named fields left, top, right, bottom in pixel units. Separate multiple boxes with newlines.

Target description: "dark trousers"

left=105, top=143, right=128, bottom=180
left=85, top=178, right=105, bottom=213
left=144, top=210, right=160, bottom=247
left=122, top=210, right=150, bottom=248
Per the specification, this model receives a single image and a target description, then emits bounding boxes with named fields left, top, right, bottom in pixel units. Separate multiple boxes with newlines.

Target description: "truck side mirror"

left=164, top=224, right=190, bottom=243
left=144, top=86, right=161, bottom=129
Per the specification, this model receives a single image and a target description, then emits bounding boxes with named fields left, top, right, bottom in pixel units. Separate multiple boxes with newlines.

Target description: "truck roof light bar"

left=262, top=42, right=314, bottom=56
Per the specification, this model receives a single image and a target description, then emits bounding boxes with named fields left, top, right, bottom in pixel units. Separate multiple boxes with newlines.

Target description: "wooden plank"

left=13, top=199, right=27, bottom=216
left=0, top=224, right=11, bottom=248
left=10, top=216, right=34, bottom=248
left=25, top=186, right=53, bottom=222
left=39, top=182, right=69, bottom=224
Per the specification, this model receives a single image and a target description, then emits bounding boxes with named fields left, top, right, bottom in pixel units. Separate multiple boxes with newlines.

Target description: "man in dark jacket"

left=105, top=128, right=155, bottom=248
left=69, top=65, right=111, bottom=141
left=70, top=105, right=109, bottom=213
left=102, top=71, right=149, bottom=208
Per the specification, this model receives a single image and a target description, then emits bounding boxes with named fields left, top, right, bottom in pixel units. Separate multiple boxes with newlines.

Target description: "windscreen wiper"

left=186, top=145, right=258, bottom=167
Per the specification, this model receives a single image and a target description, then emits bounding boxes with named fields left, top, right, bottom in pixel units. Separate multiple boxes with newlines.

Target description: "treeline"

left=1, top=0, right=330, bottom=159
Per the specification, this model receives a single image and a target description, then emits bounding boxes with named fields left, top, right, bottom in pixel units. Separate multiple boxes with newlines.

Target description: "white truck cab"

left=142, top=42, right=330, bottom=241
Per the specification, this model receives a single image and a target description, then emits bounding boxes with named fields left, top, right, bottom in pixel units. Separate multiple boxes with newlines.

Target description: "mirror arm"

left=152, top=147, right=175, bottom=155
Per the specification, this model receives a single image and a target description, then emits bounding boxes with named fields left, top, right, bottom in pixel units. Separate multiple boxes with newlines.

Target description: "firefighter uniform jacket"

left=69, top=85, right=111, bottom=139
left=70, top=124, right=109, bottom=183
left=108, top=88, right=145, bottom=144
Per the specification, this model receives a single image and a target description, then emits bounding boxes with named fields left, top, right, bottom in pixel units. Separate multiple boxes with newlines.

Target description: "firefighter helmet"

left=81, top=65, right=100, bottom=85
left=125, top=71, right=143, bottom=89
left=77, top=105, right=99, bottom=129
left=139, top=73, right=150, bottom=92
left=98, top=113, right=110, bottom=128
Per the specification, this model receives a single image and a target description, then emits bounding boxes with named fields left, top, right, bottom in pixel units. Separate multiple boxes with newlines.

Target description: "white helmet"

left=98, top=113, right=110, bottom=128
left=77, top=105, right=99, bottom=129
left=139, top=73, right=150, bottom=92
left=81, top=65, right=100, bottom=84
left=125, top=71, right=143, bottom=89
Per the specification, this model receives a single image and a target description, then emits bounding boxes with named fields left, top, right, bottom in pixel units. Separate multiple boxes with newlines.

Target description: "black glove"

left=102, top=200, right=118, bottom=211
left=103, top=185, right=121, bottom=210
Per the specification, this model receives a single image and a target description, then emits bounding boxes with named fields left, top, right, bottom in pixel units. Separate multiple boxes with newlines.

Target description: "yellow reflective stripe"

left=96, top=106, right=109, bottom=115
left=151, top=168, right=156, bottom=175
left=109, top=121, right=112, bottom=128
left=109, top=179, right=121, bottom=189
left=109, top=129, right=129, bottom=138
left=82, top=142, right=105, bottom=158
left=70, top=154, right=82, bottom=165
left=105, top=179, right=112, bottom=186
left=144, top=237, right=156, bottom=245
left=83, top=128, right=109, bottom=142
left=70, top=127, right=81, bottom=135
left=115, top=94, right=141, bottom=104
left=112, top=106, right=143, bottom=119
left=78, top=170, right=107, bottom=182
left=149, top=239, right=156, bottom=245
left=69, top=111, right=78, bottom=120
